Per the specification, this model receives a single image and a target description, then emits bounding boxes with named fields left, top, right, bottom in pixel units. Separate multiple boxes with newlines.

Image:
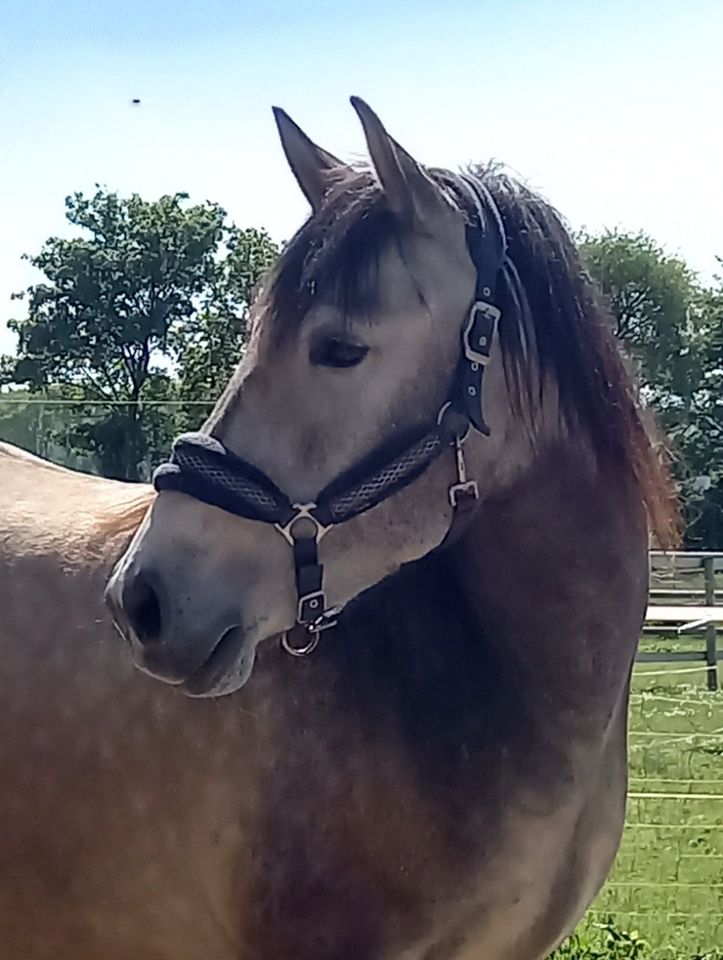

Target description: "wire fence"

left=0, top=395, right=210, bottom=480
left=582, top=664, right=723, bottom=956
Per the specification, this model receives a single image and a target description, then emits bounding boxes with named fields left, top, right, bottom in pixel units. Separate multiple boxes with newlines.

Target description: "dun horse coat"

left=1, top=99, right=676, bottom=959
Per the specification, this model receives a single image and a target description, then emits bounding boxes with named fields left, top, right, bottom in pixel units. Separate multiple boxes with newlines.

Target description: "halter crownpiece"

left=153, top=175, right=508, bottom=655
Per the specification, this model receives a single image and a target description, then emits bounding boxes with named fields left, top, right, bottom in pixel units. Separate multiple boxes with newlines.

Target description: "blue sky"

left=1, top=0, right=721, bottom=353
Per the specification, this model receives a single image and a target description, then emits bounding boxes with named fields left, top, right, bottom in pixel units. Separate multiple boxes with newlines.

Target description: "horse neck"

left=244, top=443, right=643, bottom=832
left=321, top=441, right=649, bottom=729
left=453, top=440, right=648, bottom=702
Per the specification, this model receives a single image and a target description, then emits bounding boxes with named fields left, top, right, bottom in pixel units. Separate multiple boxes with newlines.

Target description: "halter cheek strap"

left=456, top=173, right=505, bottom=435
left=152, top=175, right=508, bottom=655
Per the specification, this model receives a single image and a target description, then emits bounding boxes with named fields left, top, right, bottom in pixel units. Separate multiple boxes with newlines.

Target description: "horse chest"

left=237, top=641, right=618, bottom=960
left=240, top=741, right=618, bottom=960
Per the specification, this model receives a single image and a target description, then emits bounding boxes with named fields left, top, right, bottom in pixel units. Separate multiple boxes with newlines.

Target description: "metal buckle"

left=463, top=301, right=500, bottom=366
left=449, top=480, right=479, bottom=507
left=281, top=599, right=341, bottom=657
left=448, top=434, right=479, bottom=507
left=274, top=503, right=331, bottom=546
left=298, top=590, right=329, bottom=625
left=308, top=607, right=341, bottom=633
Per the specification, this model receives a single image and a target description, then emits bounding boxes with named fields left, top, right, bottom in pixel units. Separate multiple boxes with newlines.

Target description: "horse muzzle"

left=104, top=566, right=252, bottom=698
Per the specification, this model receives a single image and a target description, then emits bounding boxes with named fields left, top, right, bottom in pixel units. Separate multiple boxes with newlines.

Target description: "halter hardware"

left=152, top=174, right=508, bottom=659
left=463, top=301, right=500, bottom=367
left=449, top=435, right=479, bottom=508
left=274, top=503, right=331, bottom=545
left=281, top=504, right=340, bottom=651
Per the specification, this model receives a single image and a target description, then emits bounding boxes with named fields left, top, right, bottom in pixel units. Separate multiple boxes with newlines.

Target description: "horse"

left=1, top=98, right=676, bottom=959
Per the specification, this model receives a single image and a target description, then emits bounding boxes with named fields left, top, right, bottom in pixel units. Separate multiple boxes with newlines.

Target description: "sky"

left=1, top=0, right=721, bottom=354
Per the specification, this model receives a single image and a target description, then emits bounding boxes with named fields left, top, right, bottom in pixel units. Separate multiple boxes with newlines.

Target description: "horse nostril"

left=122, top=572, right=163, bottom=646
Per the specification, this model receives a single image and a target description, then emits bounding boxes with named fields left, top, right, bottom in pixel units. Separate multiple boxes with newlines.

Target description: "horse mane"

left=256, top=163, right=680, bottom=547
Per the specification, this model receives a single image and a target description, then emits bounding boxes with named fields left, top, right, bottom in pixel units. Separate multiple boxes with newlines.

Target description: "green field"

left=553, top=652, right=723, bottom=959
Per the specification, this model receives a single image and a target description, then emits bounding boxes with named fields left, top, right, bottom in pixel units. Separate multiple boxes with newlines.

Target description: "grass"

left=552, top=650, right=723, bottom=959
left=553, top=917, right=721, bottom=959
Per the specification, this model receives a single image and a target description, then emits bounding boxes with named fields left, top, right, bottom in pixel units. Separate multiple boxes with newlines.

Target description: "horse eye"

left=310, top=336, right=369, bottom=369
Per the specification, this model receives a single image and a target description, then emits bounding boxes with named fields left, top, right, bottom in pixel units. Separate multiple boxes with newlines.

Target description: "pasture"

left=559, top=660, right=723, bottom=959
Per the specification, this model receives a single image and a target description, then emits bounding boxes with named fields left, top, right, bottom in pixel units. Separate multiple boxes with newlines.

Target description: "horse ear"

left=273, top=107, right=348, bottom=214
left=350, top=96, right=447, bottom=228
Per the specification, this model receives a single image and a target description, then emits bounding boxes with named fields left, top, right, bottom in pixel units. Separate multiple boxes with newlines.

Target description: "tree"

left=580, top=231, right=723, bottom=547
left=578, top=230, right=700, bottom=402
left=678, top=269, right=723, bottom=547
left=5, top=188, right=229, bottom=479
left=175, top=226, right=278, bottom=430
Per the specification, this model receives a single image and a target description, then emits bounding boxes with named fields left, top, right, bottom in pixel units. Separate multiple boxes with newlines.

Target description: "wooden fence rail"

left=641, top=551, right=722, bottom=691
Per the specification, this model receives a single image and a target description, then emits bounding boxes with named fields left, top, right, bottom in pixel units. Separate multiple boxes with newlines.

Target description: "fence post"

left=703, top=556, right=719, bottom=692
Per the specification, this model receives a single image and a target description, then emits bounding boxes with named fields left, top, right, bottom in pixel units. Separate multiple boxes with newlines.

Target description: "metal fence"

left=584, top=665, right=723, bottom=956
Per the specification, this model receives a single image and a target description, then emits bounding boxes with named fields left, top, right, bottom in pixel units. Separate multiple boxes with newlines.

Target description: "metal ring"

left=280, top=630, right=320, bottom=657
left=275, top=503, right=331, bottom=546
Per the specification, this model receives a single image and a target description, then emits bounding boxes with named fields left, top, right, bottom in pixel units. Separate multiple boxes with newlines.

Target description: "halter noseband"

left=153, top=176, right=507, bottom=655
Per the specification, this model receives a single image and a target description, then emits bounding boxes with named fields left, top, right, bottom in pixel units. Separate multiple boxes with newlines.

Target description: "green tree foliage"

left=682, top=268, right=723, bottom=546
left=3, top=193, right=720, bottom=546
left=580, top=232, right=723, bottom=548
left=579, top=231, right=699, bottom=399
left=174, top=226, right=278, bottom=429
left=2, top=188, right=277, bottom=479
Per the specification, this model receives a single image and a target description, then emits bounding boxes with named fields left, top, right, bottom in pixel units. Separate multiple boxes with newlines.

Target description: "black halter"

left=153, top=176, right=507, bottom=655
